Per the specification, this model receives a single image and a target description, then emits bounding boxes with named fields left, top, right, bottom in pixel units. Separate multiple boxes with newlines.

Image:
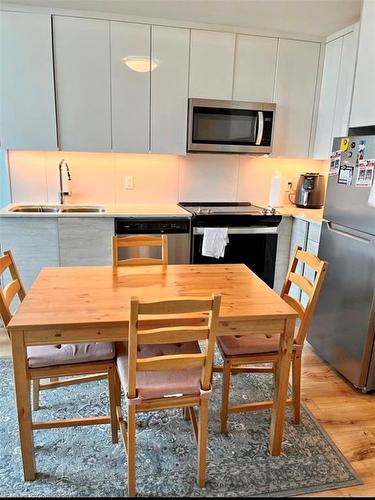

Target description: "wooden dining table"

left=8, top=263, right=297, bottom=481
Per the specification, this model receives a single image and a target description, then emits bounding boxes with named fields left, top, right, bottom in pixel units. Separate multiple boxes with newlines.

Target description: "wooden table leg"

left=269, top=318, right=295, bottom=456
left=10, top=330, right=36, bottom=480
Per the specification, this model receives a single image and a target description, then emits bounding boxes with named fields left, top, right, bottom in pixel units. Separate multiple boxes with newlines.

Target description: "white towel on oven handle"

left=201, top=227, right=229, bottom=259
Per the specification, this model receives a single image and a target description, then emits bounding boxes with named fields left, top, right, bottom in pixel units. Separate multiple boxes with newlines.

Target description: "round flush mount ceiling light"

left=122, top=56, right=160, bottom=72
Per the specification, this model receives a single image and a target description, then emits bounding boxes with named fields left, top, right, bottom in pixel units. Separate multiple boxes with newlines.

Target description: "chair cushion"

left=218, top=334, right=279, bottom=357
left=116, top=341, right=202, bottom=401
left=27, top=343, right=115, bottom=368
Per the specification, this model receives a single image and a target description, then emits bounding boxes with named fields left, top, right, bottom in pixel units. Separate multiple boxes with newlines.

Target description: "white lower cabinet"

left=274, top=217, right=293, bottom=294
left=288, top=218, right=309, bottom=300
left=286, top=219, right=322, bottom=307
left=150, top=25, right=190, bottom=154
left=58, top=218, right=114, bottom=266
left=273, top=39, right=321, bottom=158
left=0, top=217, right=59, bottom=291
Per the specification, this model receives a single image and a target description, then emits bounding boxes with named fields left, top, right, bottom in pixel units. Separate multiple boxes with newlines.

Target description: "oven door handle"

left=193, top=226, right=278, bottom=235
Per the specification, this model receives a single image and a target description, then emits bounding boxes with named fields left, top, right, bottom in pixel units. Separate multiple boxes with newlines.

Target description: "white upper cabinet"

left=150, top=25, right=189, bottom=154
left=272, top=39, right=321, bottom=158
left=313, top=37, right=342, bottom=159
left=53, top=16, right=111, bottom=151
left=332, top=31, right=357, bottom=137
left=233, top=35, right=277, bottom=102
left=0, top=12, right=57, bottom=150
left=189, top=30, right=235, bottom=100
left=350, top=0, right=375, bottom=128
left=313, top=28, right=358, bottom=159
left=111, top=22, right=150, bottom=152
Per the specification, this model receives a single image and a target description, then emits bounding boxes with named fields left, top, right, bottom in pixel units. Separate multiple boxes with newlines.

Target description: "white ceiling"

left=3, top=0, right=362, bottom=37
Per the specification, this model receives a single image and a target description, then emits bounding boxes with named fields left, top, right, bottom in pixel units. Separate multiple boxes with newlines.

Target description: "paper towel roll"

left=268, top=175, right=284, bottom=207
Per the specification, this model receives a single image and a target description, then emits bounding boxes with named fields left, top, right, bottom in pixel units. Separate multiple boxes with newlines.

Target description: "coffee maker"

left=295, top=173, right=325, bottom=208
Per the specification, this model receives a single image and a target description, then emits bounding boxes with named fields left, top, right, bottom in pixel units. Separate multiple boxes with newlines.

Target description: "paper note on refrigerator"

left=367, top=160, right=375, bottom=208
left=356, top=159, right=375, bottom=187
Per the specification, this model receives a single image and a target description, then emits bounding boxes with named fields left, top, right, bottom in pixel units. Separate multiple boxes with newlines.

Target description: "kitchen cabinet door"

left=189, top=30, right=235, bottom=100
left=150, top=25, right=189, bottom=154
left=111, top=22, right=150, bottom=152
left=301, top=236, right=320, bottom=307
left=273, top=39, right=321, bottom=158
left=350, top=0, right=375, bottom=128
left=332, top=30, right=358, bottom=138
left=0, top=217, right=59, bottom=291
left=312, top=37, right=342, bottom=160
left=313, top=28, right=358, bottom=159
left=0, top=12, right=57, bottom=150
left=53, top=16, right=111, bottom=152
left=289, top=218, right=309, bottom=301
left=58, top=218, right=114, bottom=266
left=233, top=34, right=277, bottom=102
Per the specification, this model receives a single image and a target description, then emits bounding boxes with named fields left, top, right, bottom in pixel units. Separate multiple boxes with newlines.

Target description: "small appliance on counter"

left=294, top=172, right=325, bottom=208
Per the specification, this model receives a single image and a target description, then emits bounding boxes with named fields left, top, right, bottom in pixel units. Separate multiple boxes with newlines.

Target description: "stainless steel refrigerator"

left=308, top=135, right=375, bottom=392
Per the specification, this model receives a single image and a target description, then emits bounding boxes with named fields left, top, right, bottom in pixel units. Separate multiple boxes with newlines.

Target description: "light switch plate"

left=125, top=176, right=134, bottom=189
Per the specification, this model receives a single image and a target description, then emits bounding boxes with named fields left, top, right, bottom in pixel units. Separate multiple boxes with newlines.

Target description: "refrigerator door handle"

left=324, top=220, right=372, bottom=244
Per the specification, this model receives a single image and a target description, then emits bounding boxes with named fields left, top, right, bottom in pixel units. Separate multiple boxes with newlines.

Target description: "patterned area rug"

left=0, top=357, right=361, bottom=497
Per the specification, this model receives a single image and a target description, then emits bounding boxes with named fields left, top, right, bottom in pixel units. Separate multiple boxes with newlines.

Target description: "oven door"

left=191, top=226, right=278, bottom=288
left=187, top=99, right=275, bottom=154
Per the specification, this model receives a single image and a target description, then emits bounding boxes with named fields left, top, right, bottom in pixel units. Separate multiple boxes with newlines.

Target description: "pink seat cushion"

left=116, top=341, right=202, bottom=401
left=218, top=334, right=279, bottom=357
left=27, top=343, right=115, bottom=368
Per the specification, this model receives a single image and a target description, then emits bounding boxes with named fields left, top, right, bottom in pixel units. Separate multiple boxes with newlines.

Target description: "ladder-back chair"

left=217, top=245, right=328, bottom=433
left=112, top=235, right=168, bottom=266
left=115, top=294, right=221, bottom=496
left=0, top=250, right=118, bottom=442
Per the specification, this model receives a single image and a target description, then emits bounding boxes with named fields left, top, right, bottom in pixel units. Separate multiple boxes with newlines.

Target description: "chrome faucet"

left=58, top=159, right=72, bottom=205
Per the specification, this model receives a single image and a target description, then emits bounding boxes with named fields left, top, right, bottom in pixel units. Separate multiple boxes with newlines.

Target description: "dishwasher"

left=114, top=217, right=191, bottom=264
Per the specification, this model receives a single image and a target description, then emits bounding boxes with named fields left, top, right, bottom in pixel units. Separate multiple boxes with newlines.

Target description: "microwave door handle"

left=255, top=111, right=264, bottom=145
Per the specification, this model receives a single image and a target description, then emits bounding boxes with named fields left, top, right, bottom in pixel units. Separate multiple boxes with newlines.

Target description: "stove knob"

left=197, top=208, right=201, bottom=214
left=262, top=208, right=269, bottom=215
left=270, top=207, right=276, bottom=215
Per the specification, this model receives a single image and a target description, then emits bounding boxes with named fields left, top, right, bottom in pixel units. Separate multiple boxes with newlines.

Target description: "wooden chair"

left=0, top=250, right=119, bottom=443
left=115, top=294, right=221, bottom=496
left=216, top=245, right=328, bottom=433
left=112, top=235, right=168, bottom=266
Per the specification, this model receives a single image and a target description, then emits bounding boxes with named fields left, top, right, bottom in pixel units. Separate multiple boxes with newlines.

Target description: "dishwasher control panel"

left=115, top=217, right=191, bottom=235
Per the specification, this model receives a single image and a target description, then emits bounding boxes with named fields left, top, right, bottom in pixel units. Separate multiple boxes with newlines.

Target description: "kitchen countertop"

left=0, top=203, right=323, bottom=224
left=276, top=206, right=324, bottom=224
left=0, top=203, right=191, bottom=218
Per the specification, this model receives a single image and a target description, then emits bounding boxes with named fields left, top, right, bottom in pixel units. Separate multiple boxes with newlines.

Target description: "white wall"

left=7, top=151, right=328, bottom=206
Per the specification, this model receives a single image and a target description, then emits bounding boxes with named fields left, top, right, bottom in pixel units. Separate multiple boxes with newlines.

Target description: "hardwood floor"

left=0, top=327, right=373, bottom=496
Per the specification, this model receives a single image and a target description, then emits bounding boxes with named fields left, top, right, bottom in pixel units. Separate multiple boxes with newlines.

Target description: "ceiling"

left=3, top=0, right=362, bottom=37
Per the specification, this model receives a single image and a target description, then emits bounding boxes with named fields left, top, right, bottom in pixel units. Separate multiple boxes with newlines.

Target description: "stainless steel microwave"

left=187, top=98, right=276, bottom=154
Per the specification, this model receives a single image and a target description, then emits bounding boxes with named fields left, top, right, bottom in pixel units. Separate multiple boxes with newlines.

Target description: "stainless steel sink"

left=9, top=205, right=61, bottom=213
left=9, top=205, right=105, bottom=213
left=59, top=206, right=106, bottom=213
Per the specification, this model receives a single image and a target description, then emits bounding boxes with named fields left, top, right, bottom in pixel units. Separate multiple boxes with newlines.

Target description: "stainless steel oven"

left=187, top=98, right=276, bottom=154
left=178, top=202, right=282, bottom=288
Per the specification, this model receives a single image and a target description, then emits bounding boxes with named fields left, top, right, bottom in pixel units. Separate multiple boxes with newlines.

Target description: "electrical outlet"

left=286, top=181, right=293, bottom=192
left=125, top=176, right=134, bottom=189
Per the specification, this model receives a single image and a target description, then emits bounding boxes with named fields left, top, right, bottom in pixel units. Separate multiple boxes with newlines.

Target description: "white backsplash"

left=7, top=150, right=328, bottom=206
